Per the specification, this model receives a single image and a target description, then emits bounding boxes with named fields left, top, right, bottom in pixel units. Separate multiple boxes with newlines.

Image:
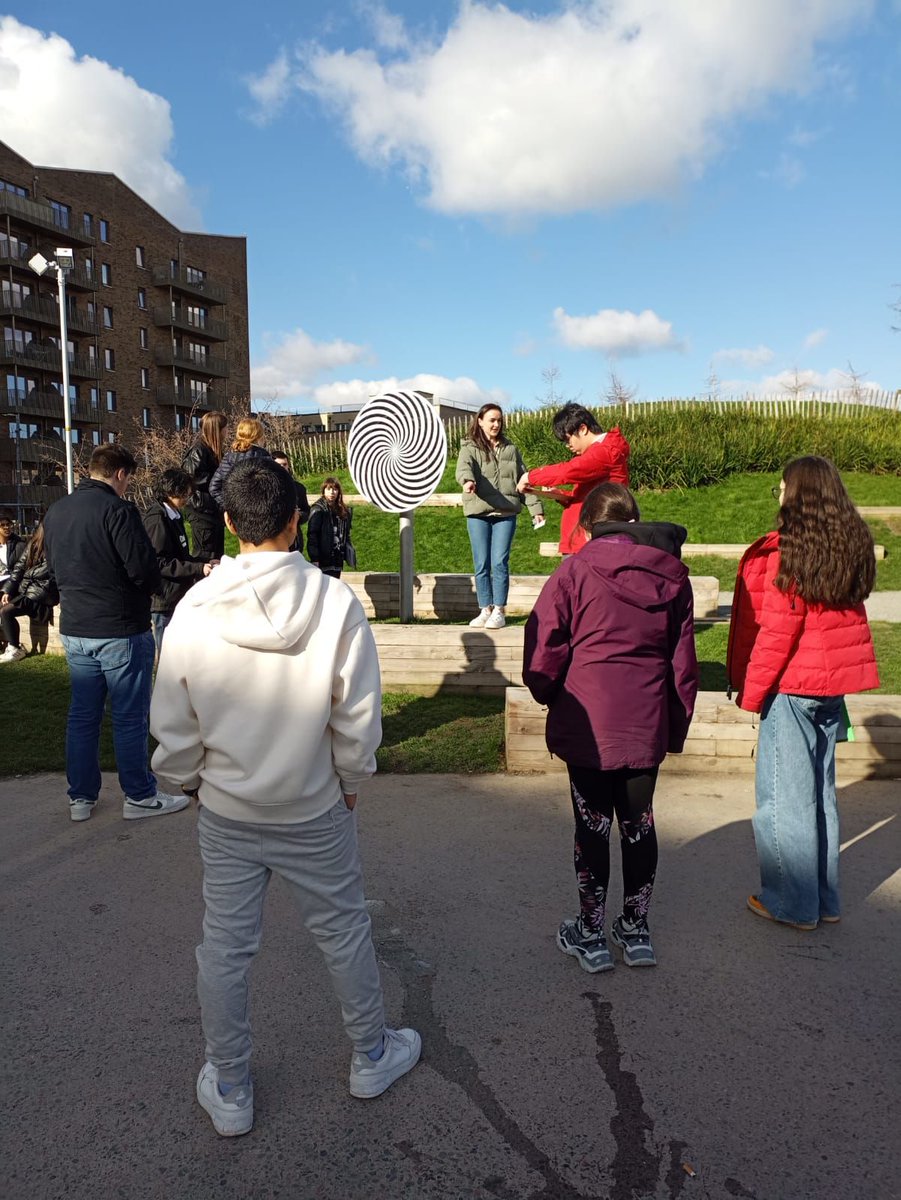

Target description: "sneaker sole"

left=123, top=797, right=190, bottom=820
left=69, top=806, right=95, bottom=822
left=349, top=1034, right=422, bottom=1099
left=747, top=895, right=817, bottom=931
left=196, top=1089, right=253, bottom=1137
left=610, top=931, right=657, bottom=968
left=556, top=933, right=614, bottom=973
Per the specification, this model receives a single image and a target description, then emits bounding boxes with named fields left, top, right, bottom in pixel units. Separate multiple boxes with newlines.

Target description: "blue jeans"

left=152, top=612, right=172, bottom=657
left=753, top=693, right=843, bottom=924
left=61, top=631, right=157, bottom=803
left=466, top=515, right=517, bottom=608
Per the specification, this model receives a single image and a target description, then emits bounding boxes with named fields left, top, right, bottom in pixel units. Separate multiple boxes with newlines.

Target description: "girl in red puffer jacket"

left=727, top=456, right=878, bottom=931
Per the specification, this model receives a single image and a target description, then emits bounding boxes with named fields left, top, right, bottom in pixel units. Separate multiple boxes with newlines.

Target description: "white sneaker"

left=122, top=791, right=190, bottom=820
left=0, top=645, right=26, bottom=662
left=196, top=1062, right=254, bottom=1136
left=484, top=608, right=506, bottom=629
left=69, top=798, right=96, bottom=822
left=349, top=1027, right=422, bottom=1099
left=468, top=607, right=492, bottom=627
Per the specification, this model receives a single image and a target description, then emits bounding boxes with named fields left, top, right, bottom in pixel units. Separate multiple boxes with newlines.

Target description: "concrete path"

left=717, top=591, right=901, bottom=622
left=2, top=772, right=899, bottom=1200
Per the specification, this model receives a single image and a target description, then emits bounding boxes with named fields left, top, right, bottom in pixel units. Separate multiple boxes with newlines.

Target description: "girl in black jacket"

left=182, top=412, right=228, bottom=561
left=209, top=418, right=271, bottom=512
left=0, top=521, right=59, bottom=662
left=307, top=478, right=355, bottom=579
left=143, top=468, right=213, bottom=654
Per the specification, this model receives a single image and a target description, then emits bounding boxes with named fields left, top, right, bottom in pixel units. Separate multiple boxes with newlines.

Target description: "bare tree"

left=838, top=361, right=870, bottom=404
left=780, top=368, right=810, bottom=400
left=705, top=365, right=722, bottom=401
left=602, top=369, right=637, bottom=407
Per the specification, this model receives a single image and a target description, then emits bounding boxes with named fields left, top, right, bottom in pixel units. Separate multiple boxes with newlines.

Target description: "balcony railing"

left=1, top=388, right=101, bottom=422
left=154, top=346, right=228, bottom=377
left=0, top=294, right=98, bottom=335
left=0, top=342, right=102, bottom=378
left=0, top=191, right=95, bottom=245
left=151, top=265, right=227, bottom=304
left=155, top=386, right=230, bottom=413
left=152, top=305, right=228, bottom=341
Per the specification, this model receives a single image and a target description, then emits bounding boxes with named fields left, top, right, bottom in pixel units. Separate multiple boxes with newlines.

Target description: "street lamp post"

left=28, top=248, right=75, bottom=494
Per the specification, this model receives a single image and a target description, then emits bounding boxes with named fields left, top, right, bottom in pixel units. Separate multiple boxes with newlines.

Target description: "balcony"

left=0, top=341, right=102, bottom=378
left=0, top=294, right=98, bottom=335
left=154, top=346, right=228, bottom=377
left=151, top=265, right=227, bottom=304
left=155, top=386, right=230, bottom=413
left=0, top=191, right=95, bottom=246
left=1, top=388, right=101, bottom=422
left=152, top=305, right=228, bottom=341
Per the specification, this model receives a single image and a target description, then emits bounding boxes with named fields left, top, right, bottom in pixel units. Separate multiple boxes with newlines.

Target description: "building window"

left=0, top=178, right=28, bottom=197
left=170, top=258, right=179, bottom=277
left=191, top=415, right=202, bottom=433
left=139, top=327, right=148, bottom=349
left=84, top=258, right=93, bottom=280
left=185, top=265, right=206, bottom=284
left=107, top=432, right=116, bottom=443
left=175, top=410, right=187, bottom=431
left=83, top=213, right=94, bottom=237
left=137, top=288, right=147, bottom=309
left=89, top=387, right=99, bottom=408
left=104, top=348, right=115, bottom=370
left=142, top=407, right=151, bottom=428
left=0, top=231, right=29, bottom=261
left=50, top=200, right=71, bottom=230
left=189, top=379, right=208, bottom=403
left=102, top=306, right=113, bottom=328
left=92, top=429, right=101, bottom=446
left=140, top=367, right=150, bottom=389
left=186, top=304, right=208, bottom=329
left=99, top=219, right=110, bottom=243
left=188, top=341, right=208, bottom=364
left=101, top=263, right=112, bottom=286
left=135, top=246, right=146, bottom=268
left=87, top=344, right=97, bottom=365
left=106, top=390, right=117, bottom=412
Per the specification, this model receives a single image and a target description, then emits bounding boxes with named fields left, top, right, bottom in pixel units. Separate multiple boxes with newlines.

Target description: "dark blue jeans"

left=466, top=515, right=517, bottom=608
left=61, top=631, right=157, bottom=803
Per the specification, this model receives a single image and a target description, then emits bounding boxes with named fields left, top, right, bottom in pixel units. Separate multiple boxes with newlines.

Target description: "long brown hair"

left=232, top=418, right=263, bottom=453
left=200, top=412, right=227, bottom=464
left=23, top=522, right=46, bottom=572
left=467, top=403, right=508, bottom=460
left=321, top=476, right=348, bottom=519
left=775, top=456, right=875, bottom=605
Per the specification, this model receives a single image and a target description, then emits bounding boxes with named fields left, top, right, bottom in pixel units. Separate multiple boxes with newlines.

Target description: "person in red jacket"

left=727, top=456, right=878, bottom=930
left=517, top=403, right=630, bottom=554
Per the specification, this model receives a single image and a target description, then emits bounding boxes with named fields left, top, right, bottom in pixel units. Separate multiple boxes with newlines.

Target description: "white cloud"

left=720, top=366, right=883, bottom=395
left=0, top=17, right=199, bottom=226
left=245, top=50, right=292, bottom=125
left=310, top=372, right=508, bottom=411
left=804, top=328, right=829, bottom=348
left=712, top=344, right=775, bottom=368
left=248, top=0, right=872, bottom=215
left=251, top=328, right=372, bottom=400
left=553, top=306, right=681, bottom=356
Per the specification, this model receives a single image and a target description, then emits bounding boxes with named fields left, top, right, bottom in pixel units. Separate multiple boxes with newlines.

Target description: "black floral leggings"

left=567, top=764, right=659, bottom=932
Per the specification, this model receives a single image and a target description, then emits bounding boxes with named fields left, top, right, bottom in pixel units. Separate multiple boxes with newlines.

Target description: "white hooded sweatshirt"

left=150, top=552, right=381, bottom=824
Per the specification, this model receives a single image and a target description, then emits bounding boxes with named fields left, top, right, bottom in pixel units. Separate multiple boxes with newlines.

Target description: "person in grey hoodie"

left=523, top=483, right=698, bottom=974
left=150, top=458, right=420, bottom=1137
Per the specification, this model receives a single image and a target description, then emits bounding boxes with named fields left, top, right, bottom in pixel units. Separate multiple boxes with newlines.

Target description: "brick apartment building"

left=0, top=139, right=249, bottom=522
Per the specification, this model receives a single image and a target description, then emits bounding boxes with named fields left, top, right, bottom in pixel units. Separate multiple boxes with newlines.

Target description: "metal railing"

left=1, top=388, right=101, bottom=421
left=151, top=265, right=227, bottom=303
left=0, top=293, right=98, bottom=334
left=155, top=386, right=230, bottom=413
left=0, top=342, right=102, bottom=378
left=152, top=305, right=228, bottom=340
left=0, top=191, right=95, bottom=245
left=154, top=346, right=228, bottom=377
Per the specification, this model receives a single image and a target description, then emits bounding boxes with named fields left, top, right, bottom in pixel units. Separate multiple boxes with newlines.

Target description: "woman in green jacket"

left=455, top=404, right=544, bottom=629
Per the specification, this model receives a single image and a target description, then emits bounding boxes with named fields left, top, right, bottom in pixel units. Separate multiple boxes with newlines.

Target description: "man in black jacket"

left=43, top=444, right=190, bottom=824
left=271, top=451, right=310, bottom=555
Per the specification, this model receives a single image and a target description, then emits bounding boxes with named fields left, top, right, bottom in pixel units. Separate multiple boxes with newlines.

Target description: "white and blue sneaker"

left=196, top=1062, right=253, bottom=1136
left=611, top=915, right=657, bottom=967
left=349, top=1028, right=422, bottom=1099
left=69, top=798, right=97, bottom=822
left=123, top=791, right=190, bottom=820
left=557, top=918, right=614, bottom=973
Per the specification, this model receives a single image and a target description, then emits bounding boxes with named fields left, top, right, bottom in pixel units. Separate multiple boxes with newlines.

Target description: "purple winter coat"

left=522, top=537, right=699, bottom=771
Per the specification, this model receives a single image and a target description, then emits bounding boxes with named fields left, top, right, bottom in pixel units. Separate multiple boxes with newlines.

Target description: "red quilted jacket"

left=726, top=532, right=879, bottom=713
left=528, top=428, right=630, bottom=555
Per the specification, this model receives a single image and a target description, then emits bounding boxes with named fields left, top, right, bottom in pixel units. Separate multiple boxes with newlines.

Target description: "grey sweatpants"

left=196, top=800, right=385, bottom=1085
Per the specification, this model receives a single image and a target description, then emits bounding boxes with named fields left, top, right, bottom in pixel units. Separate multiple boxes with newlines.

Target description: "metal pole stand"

left=399, top=510, right=414, bottom=623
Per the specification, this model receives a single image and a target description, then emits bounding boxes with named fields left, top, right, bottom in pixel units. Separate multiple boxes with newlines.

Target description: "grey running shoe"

left=349, top=1027, right=422, bottom=1099
left=556, top=918, right=614, bottom=973
left=123, top=791, right=190, bottom=819
left=611, top=915, right=657, bottom=967
left=196, top=1063, right=253, bottom=1137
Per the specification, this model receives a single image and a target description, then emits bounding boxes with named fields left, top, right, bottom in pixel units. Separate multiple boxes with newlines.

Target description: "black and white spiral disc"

left=347, top=391, right=448, bottom=513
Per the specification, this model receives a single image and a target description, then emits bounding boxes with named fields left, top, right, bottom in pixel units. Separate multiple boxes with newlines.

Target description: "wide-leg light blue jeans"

left=753, top=693, right=843, bottom=925
left=466, top=515, right=517, bottom=608
left=61, top=631, right=157, bottom=803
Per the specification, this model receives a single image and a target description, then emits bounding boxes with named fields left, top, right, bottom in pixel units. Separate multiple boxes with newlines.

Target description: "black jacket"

left=142, top=501, right=207, bottom=614
left=590, top=520, right=688, bottom=559
left=307, top=498, right=354, bottom=570
left=290, top=479, right=311, bottom=554
left=182, top=441, right=222, bottom=518
left=209, top=445, right=271, bottom=511
left=3, top=547, right=59, bottom=623
left=0, top=533, right=26, bottom=584
left=43, top=479, right=161, bottom=636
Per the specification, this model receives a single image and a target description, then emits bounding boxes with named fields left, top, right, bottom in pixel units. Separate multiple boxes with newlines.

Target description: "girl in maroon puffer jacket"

left=727, top=456, right=878, bottom=931
left=524, top=483, right=698, bottom=973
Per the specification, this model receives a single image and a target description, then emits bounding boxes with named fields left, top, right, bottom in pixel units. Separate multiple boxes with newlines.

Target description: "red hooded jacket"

left=528, top=428, right=630, bottom=554
left=727, top=532, right=879, bottom=713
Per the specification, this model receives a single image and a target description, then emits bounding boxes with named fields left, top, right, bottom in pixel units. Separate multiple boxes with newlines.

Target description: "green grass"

left=4, top=625, right=900, bottom=777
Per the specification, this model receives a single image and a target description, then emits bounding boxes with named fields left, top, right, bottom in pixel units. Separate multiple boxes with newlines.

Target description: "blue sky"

left=3, top=1, right=900, bottom=411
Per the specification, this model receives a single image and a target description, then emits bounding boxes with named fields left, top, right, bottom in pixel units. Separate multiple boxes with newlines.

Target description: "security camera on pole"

left=28, top=248, right=76, bottom=494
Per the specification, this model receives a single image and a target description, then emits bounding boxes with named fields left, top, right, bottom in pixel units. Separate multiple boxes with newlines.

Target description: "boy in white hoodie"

left=150, top=458, right=420, bottom=1136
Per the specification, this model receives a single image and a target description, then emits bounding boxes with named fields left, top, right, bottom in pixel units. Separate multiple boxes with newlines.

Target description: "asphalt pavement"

left=2, top=771, right=899, bottom=1200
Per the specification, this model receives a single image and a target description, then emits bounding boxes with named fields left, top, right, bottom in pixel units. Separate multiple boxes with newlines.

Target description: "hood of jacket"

left=590, top=520, right=687, bottom=559
left=574, top=535, right=689, bottom=610
left=183, top=551, right=326, bottom=651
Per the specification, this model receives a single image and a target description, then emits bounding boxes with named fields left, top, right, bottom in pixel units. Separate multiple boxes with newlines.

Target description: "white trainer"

left=468, top=607, right=492, bottom=627
left=484, top=608, right=506, bottom=629
left=69, top=799, right=96, bottom=822
left=196, top=1062, right=254, bottom=1136
left=122, top=791, right=190, bottom=819
left=0, top=645, right=26, bottom=662
left=349, top=1027, right=422, bottom=1099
